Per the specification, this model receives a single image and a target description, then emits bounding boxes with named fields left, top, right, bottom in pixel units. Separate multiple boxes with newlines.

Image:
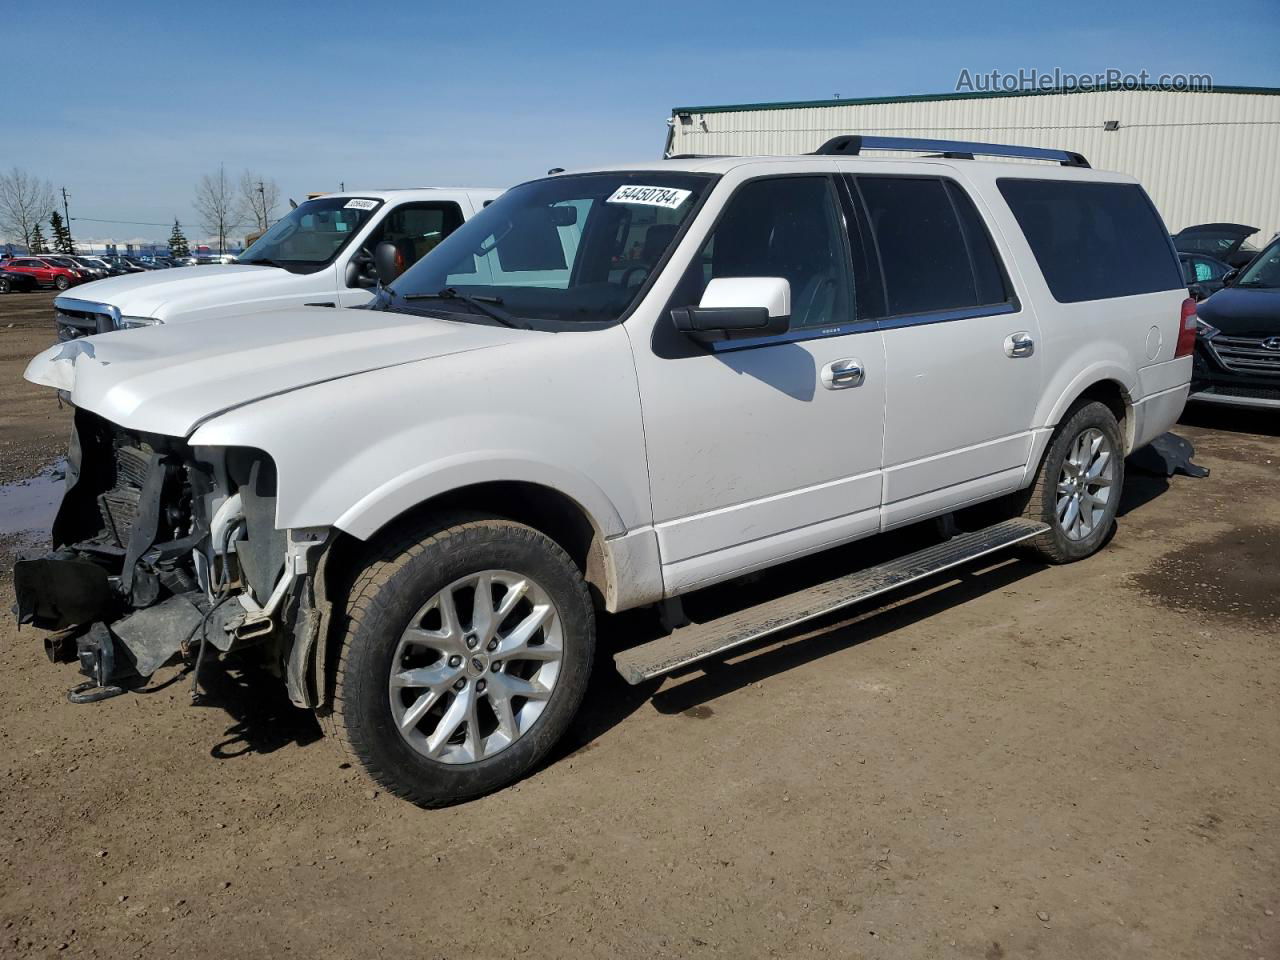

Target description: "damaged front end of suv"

left=14, top=408, right=329, bottom=704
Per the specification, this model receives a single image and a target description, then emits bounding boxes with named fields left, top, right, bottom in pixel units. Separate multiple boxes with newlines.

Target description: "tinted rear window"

left=856, top=176, right=1009, bottom=316
left=998, top=179, right=1182, bottom=303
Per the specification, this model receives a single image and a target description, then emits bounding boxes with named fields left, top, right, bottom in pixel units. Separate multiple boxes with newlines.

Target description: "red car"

left=0, top=256, right=84, bottom=290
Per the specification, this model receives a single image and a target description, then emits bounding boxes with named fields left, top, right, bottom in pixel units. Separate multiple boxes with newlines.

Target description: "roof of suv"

left=314, top=188, right=504, bottom=202
left=553, top=154, right=1132, bottom=183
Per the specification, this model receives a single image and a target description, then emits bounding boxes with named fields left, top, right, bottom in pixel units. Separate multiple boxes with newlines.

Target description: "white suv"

left=19, top=136, right=1194, bottom=806
left=51, top=188, right=501, bottom=340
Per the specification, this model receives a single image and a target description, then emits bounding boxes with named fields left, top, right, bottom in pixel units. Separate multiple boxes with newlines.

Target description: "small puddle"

left=0, top=461, right=65, bottom=548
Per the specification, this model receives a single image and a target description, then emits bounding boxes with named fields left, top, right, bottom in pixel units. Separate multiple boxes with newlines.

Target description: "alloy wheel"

left=1055, top=427, right=1114, bottom=541
left=388, top=570, right=563, bottom=764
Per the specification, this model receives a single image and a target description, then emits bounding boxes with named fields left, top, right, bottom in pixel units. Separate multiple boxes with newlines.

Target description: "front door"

left=632, top=174, right=887, bottom=595
left=845, top=174, right=1043, bottom=527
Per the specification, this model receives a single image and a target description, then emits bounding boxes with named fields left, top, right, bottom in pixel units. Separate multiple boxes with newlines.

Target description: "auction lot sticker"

left=606, top=185, right=692, bottom=209
left=344, top=198, right=379, bottom=210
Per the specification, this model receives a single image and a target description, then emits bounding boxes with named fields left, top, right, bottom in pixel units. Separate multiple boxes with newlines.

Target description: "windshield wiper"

left=400, top=288, right=530, bottom=329
left=239, top=257, right=284, bottom=268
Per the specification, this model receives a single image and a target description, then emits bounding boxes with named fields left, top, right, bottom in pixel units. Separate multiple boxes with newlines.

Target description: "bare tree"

left=0, top=167, right=57, bottom=251
left=193, top=164, right=244, bottom=255
left=239, top=170, right=280, bottom=235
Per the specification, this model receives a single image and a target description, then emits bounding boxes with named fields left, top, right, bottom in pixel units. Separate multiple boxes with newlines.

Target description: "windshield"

left=387, top=172, right=713, bottom=326
left=1236, top=239, right=1280, bottom=289
left=238, top=196, right=383, bottom=272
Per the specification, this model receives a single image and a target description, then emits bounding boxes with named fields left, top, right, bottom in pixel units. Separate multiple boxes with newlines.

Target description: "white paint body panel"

left=63, top=189, right=500, bottom=325
left=187, top=324, right=650, bottom=541
left=25, top=308, right=521, bottom=438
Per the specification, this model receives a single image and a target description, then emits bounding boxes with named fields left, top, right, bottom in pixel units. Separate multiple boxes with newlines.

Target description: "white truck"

left=19, top=136, right=1194, bottom=808
left=51, top=188, right=502, bottom=340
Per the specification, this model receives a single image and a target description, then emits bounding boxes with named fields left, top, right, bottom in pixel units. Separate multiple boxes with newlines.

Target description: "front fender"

left=187, top=326, right=650, bottom=542
left=332, top=451, right=627, bottom=539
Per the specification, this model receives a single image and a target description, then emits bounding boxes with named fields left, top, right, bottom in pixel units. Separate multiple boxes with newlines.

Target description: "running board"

left=613, top=517, right=1048, bottom=685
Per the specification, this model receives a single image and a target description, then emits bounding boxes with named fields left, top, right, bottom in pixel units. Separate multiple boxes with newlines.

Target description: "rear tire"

left=1021, top=401, right=1124, bottom=564
left=325, top=515, right=595, bottom=807
left=0, top=278, right=9, bottom=294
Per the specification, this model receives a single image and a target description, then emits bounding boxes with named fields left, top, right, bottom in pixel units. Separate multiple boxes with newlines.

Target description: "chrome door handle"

left=821, top=358, right=864, bottom=389
left=1004, top=331, right=1035, bottom=358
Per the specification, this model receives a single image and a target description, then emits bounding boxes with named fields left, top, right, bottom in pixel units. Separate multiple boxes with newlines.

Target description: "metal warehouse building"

left=665, top=85, right=1280, bottom=244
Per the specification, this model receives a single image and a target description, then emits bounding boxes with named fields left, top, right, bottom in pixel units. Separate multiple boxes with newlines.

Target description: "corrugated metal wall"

left=669, top=90, right=1280, bottom=245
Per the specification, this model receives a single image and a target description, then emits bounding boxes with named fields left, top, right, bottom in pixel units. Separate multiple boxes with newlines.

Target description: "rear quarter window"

left=998, top=179, right=1182, bottom=303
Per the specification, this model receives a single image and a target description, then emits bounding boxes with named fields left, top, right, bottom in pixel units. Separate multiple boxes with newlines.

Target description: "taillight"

left=1174, top=296, right=1197, bottom=358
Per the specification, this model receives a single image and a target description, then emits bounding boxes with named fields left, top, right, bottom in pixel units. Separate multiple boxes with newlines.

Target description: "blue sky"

left=7, top=0, right=1279, bottom=245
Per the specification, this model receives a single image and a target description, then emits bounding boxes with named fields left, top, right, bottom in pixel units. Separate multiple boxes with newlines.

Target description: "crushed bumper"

left=14, top=555, right=232, bottom=695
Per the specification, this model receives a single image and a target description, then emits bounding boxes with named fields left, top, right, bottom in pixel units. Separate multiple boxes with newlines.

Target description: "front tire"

left=54, top=276, right=70, bottom=290
left=0, top=277, right=9, bottom=294
left=1021, top=401, right=1124, bottom=564
left=325, top=516, right=595, bottom=807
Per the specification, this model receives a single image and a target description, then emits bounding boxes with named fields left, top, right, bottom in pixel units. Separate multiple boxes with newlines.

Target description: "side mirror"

left=374, top=240, right=406, bottom=285
left=671, top=277, right=791, bottom=345
left=547, top=205, right=577, bottom=227
left=1222, top=268, right=1239, bottom=287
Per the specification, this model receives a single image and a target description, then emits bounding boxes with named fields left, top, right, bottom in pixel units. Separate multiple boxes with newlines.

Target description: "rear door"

left=845, top=173, right=1041, bottom=528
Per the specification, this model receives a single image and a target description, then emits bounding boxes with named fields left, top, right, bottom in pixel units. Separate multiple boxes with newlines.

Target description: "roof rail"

left=812, top=135, right=1090, bottom=168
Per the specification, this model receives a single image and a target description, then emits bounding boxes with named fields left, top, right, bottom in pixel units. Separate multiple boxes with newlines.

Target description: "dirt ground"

left=0, top=289, right=1276, bottom=959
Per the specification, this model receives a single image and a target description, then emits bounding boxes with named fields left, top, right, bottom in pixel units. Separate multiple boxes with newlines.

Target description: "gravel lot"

left=1, top=289, right=1277, bottom=959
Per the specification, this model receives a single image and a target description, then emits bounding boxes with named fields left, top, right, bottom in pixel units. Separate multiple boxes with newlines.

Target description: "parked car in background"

left=1180, top=252, right=1234, bottom=300
left=59, top=256, right=111, bottom=282
left=99, top=255, right=147, bottom=274
left=1173, top=223, right=1260, bottom=270
left=0, top=268, right=41, bottom=294
left=49, top=187, right=500, bottom=339
left=75, top=256, right=124, bottom=277
left=20, top=139, right=1192, bottom=806
left=40, top=256, right=94, bottom=283
left=1, top=256, right=84, bottom=290
left=1191, top=233, right=1280, bottom=409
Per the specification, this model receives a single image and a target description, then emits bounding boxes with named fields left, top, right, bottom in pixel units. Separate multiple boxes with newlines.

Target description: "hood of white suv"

left=67, top=264, right=288, bottom=320
left=26, top=306, right=520, bottom=437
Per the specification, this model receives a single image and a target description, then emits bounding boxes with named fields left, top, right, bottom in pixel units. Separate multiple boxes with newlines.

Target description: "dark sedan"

left=1191, top=235, right=1280, bottom=410
left=0, top=268, right=41, bottom=294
